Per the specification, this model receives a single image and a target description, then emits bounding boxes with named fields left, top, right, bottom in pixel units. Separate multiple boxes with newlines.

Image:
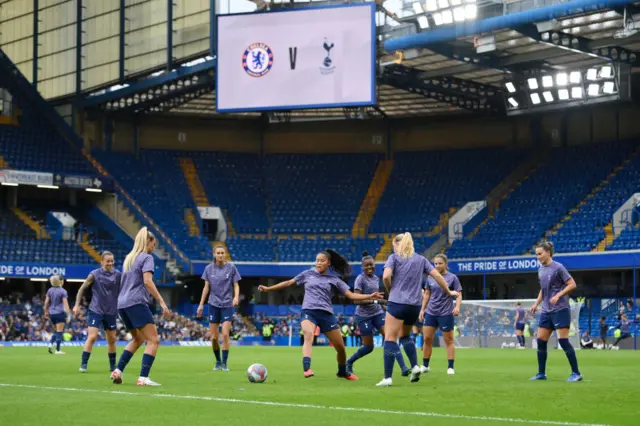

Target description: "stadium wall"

left=89, top=103, right=640, bottom=154
left=264, top=121, right=387, bottom=154
left=109, top=117, right=262, bottom=153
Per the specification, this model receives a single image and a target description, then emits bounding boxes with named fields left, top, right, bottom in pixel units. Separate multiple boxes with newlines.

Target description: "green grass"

left=0, top=346, right=638, bottom=426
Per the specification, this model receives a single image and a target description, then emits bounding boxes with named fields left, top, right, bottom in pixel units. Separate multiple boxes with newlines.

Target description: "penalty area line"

left=0, top=383, right=612, bottom=426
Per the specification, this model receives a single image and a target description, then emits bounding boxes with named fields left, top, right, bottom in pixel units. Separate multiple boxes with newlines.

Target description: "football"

left=247, top=363, right=268, bottom=383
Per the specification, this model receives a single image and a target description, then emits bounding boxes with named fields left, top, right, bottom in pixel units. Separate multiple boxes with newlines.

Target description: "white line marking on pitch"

left=0, top=383, right=612, bottom=426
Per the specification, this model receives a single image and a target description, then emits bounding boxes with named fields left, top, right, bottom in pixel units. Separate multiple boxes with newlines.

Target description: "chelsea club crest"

left=242, top=42, right=273, bottom=78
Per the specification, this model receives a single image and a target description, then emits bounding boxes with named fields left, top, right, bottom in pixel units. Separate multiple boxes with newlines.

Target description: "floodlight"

left=542, top=91, right=554, bottom=102
left=507, top=97, right=519, bottom=107
left=542, top=75, right=553, bottom=88
left=569, top=71, right=581, bottom=84
left=465, top=4, right=477, bottom=20
left=603, top=81, right=615, bottom=94
left=417, top=16, right=429, bottom=28
left=558, top=89, right=569, bottom=100
left=527, top=78, right=539, bottom=90
left=453, top=6, right=465, bottom=22
left=587, top=84, right=599, bottom=97
left=530, top=93, right=541, bottom=104
left=571, top=86, right=583, bottom=99
left=556, top=73, right=568, bottom=86
left=442, top=9, right=453, bottom=24
left=505, top=82, right=516, bottom=93
left=426, top=0, right=438, bottom=11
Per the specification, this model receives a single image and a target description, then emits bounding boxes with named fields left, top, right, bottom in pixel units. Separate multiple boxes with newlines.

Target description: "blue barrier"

left=384, top=0, right=637, bottom=52
left=1, top=250, right=638, bottom=279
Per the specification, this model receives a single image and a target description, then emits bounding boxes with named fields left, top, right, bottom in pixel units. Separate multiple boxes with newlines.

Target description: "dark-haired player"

left=346, top=252, right=410, bottom=376
left=514, top=302, right=527, bottom=349
left=197, top=244, right=241, bottom=371
left=259, top=249, right=383, bottom=380
left=377, top=233, right=458, bottom=387
left=73, top=251, right=122, bottom=373
left=419, top=254, right=462, bottom=375
left=530, top=241, right=582, bottom=382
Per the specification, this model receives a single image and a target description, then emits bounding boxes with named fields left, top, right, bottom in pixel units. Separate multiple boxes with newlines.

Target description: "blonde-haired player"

left=44, top=274, right=70, bottom=354
left=377, top=233, right=458, bottom=387
left=110, top=227, right=171, bottom=386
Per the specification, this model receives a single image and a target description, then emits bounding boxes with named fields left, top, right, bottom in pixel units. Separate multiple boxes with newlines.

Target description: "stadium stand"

left=549, top=144, right=640, bottom=253
left=265, top=154, right=380, bottom=234
left=0, top=105, right=94, bottom=174
left=192, top=151, right=270, bottom=234
left=276, top=235, right=385, bottom=262
left=226, top=236, right=275, bottom=262
left=92, top=150, right=213, bottom=260
left=369, top=148, right=525, bottom=234
left=447, top=141, right=637, bottom=258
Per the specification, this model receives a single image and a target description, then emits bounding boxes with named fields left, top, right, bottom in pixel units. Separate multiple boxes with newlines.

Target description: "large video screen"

left=216, top=4, right=376, bottom=113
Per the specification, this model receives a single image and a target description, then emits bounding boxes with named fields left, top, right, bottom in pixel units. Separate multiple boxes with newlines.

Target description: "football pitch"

left=0, top=346, right=638, bottom=426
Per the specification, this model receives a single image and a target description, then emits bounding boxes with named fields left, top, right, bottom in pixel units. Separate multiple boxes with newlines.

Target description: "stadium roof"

left=78, top=1, right=640, bottom=120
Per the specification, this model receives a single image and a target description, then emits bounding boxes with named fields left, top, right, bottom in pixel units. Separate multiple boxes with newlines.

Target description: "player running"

left=377, top=233, right=459, bottom=387
left=259, top=249, right=383, bottom=380
left=530, top=241, right=582, bottom=382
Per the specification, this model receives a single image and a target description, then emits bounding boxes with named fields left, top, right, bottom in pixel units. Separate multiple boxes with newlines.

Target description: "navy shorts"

left=356, top=313, right=385, bottom=336
left=387, top=302, right=421, bottom=326
left=118, top=304, right=154, bottom=331
left=301, top=309, right=338, bottom=333
left=423, top=314, right=455, bottom=332
left=50, top=313, right=66, bottom=326
left=515, top=322, right=525, bottom=332
left=87, top=310, right=117, bottom=331
left=208, top=305, right=234, bottom=324
left=538, top=308, right=571, bottom=330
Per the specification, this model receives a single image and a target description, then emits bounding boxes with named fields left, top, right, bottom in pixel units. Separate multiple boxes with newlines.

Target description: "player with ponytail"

left=530, top=241, right=582, bottom=382
left=110, top=227, right=171, bottom=386
left=259, top=249, right=383, bottom=380
left=377, top=232, right=459, bottom=387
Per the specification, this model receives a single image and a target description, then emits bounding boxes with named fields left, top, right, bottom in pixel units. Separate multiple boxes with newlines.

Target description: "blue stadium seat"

left=447, top=141, right=636, bottom=258
left=370, top=148, right=524, bottom=234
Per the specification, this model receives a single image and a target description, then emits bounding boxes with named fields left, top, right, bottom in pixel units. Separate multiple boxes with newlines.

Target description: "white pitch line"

left=0, top=383, right=612, bottom=426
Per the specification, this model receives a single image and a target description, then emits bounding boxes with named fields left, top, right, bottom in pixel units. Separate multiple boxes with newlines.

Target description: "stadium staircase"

left=593, top=223, right=614, bottom=252
left=351, top=159, right=393, bottom=238
left=179, top=158, right=209, bottom=207
left=469, top=152, right=547, bottom=241
left=184, top=209, right=200, bottom=237
left=542, top=154, right=634, bottom=240
left=178, top=157, right=235, bottom=257
left=11, top=207, right=50, bottom=239
left=77, top=234, right=102, bottom=263
left=542, top=142, right=640, bottom=253
left=0, top=47, right=185, bottom=275
left=375, top=235, right=394, bottom=261
left=94, top=191, right=180, bottom=275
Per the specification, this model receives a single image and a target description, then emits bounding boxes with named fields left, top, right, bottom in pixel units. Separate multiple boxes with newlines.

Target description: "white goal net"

left=418, top=298, right=583, bottom=350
